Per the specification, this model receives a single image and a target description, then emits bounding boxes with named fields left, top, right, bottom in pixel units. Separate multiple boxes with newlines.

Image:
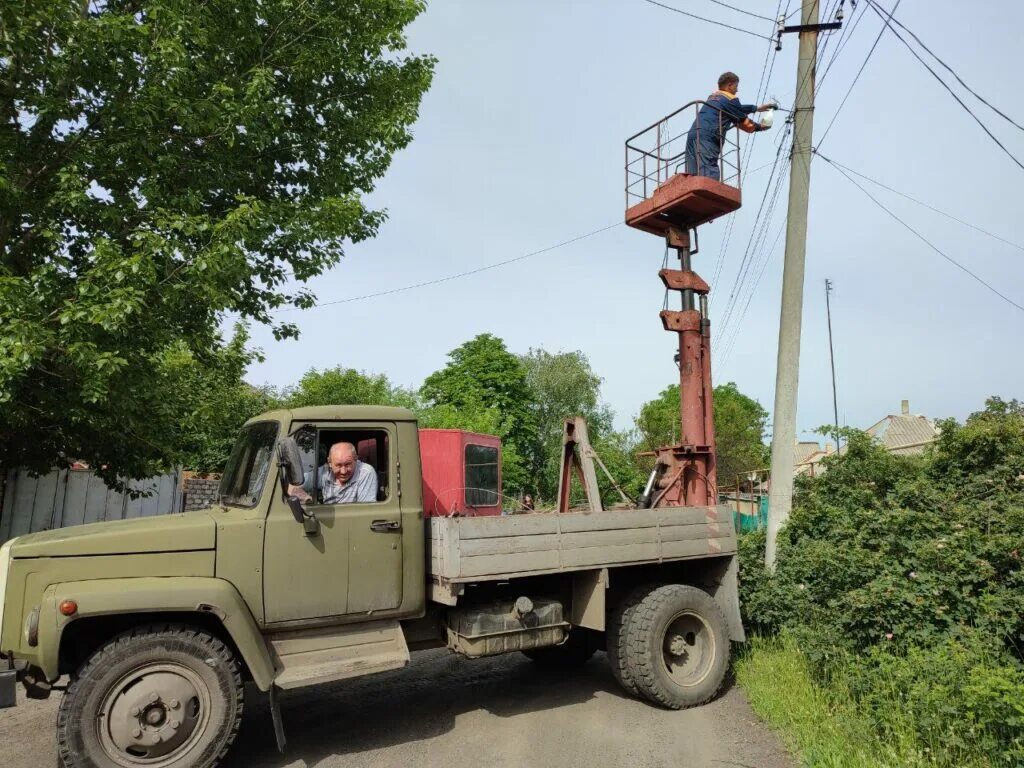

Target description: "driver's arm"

left=288, top=468, right=315, bottom=501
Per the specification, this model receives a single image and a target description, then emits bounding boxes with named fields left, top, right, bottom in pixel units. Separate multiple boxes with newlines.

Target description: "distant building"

left=864, top=399, right=940, bottom=455
left=794, top=440, right=835, bottom=477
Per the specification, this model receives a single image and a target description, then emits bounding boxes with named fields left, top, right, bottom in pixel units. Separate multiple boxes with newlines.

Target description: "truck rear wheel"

left=606, top=584, right=650, bottom=697
left=522, top=629, right=596, bottom=671
left=57, top=623, right=243, bottom=768
left=623, top=584, right=730, bottom=710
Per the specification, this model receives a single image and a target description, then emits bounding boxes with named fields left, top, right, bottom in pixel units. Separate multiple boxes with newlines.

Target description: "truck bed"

left=427, top=504, right=736, bottom=588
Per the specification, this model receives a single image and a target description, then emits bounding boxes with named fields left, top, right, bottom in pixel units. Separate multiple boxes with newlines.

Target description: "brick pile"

left=182, top=474, right=222, bottom=511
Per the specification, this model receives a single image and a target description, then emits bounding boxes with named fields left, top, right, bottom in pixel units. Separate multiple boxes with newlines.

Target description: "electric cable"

left=717, top=154, right=791, bottom=357
left=700, top=0, right=775, bottom=22
left=817, top=150, right=1024, bottom=314
left=817, top=0, right=869, bottom=93
left=864, top=0, right=1024, bottom=133
left=816, top=153, right=1024, bottom=253
left=863, top=0, right=1024, bottom=172
left=816, top=0, right=900, bottom=149
left=641, top=0, right=774, bottom=40
left=718, top=217, right=788, bottom=367
left=712, top=0, right=786, bottom=294
left=276, top=222, right=622, bottom=312
left=715, top=120, right=791, bottom=333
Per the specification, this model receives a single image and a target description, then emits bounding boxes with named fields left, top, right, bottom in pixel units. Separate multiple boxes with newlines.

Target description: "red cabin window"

left=465, top=444, right=499, bottom=508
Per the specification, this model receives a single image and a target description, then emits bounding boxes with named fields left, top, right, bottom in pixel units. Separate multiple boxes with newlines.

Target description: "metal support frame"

left=555, top=418, right=603, bottom=514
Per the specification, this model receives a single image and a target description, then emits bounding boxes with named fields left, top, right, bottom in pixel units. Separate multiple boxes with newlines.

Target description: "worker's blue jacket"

left=685, top=91, right=759, bottom=181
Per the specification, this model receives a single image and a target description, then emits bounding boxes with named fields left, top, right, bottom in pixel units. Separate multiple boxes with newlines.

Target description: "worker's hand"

left=757, top=103, right=774, bottom=113
left=757, top=122, right=772, bottom=131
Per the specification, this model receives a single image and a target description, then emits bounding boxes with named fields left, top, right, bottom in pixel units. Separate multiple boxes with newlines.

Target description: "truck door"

left=263, top=422, right=403, bottom=624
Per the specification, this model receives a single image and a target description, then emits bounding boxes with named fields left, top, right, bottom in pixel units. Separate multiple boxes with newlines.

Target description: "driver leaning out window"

left=290, top=441, right=378, bottom=504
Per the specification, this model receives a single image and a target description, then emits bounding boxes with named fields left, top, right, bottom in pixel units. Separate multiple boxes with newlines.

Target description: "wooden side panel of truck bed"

left=428, top=504, right=736, bottom=583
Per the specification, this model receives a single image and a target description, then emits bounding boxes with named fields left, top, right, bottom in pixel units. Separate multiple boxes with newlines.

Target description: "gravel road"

left=0, top=649, right=792, bottom=768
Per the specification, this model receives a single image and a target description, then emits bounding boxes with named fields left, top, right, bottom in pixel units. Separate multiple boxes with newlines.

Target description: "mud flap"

left=269, top=684, right=286, bottom=753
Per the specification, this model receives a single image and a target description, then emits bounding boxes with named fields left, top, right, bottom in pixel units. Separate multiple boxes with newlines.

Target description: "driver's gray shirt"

left=303, top=460, right=378, bottom=504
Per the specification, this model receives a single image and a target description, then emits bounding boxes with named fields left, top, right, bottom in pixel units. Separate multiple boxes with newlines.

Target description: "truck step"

left=269, top=619, right=410, bottom=690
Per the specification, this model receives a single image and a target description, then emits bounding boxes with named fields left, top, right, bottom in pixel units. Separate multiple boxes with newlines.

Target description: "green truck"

left=0, top=405, right=742, bottom=768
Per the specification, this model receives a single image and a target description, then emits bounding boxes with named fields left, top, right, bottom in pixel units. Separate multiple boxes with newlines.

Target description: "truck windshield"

left=219, top=421, right=279, bottom=507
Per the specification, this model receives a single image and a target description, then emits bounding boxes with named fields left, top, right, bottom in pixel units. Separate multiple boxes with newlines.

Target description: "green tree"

left=0, top=0, right=434, bottom=477
left=420, top=334, right=536, bottom=493
left=171, top=326, right=280, bottom=474
left=636, top=381, right=769, bottom=489
left=283, top=367, right=416, bottom=410
left=520, top=348, right=613, bottom=500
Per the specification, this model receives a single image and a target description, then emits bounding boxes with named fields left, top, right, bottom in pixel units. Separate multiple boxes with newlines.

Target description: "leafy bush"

left=739, top=398, right=1024, bottom=766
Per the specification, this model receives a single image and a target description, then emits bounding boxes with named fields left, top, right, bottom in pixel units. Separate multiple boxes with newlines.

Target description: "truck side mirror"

left=278, top=437, right=306, bottom=486
left=278, top=438, right=320, bottom=536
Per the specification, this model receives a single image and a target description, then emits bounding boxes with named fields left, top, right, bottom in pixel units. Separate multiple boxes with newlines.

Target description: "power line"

left=817, top=151, right=1024, bottom=314
left=864, top=0, right=1024, bottom=173
left=640, top=0, right=773, bottom=40
left=817, top=0, right=869, bottom=92
left=864, top=0, right=1024, bottom=134
left=712, top=0, right=785, bottom=294
left=717, top=155, right=791, bottom=358
left=716, top=121, right=791, bottom=330
left=700, top=0, right=775, bottom=22
left=817, top=0, right=902, bottom=149
left=816, top=153, right=1024, bottom=253
left=277, top=222, right=621, bottom=313
left=718, top=217, right=787, bottom=366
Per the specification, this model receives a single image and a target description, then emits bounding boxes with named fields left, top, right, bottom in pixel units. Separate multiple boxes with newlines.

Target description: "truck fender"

left=43, top=577, right=277, bottom=690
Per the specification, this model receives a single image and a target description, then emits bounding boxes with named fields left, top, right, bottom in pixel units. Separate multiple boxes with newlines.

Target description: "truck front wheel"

left=623, top=584, right=730, bottom=710
left=57, top=623, right=243, bottom=768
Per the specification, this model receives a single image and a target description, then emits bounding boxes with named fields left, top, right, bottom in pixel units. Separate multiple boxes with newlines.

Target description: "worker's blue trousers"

left=684, top=132, right=721, bottom=181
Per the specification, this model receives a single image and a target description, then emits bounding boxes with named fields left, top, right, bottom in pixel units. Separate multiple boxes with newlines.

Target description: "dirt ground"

left=0, top=649, right=793, bottom=768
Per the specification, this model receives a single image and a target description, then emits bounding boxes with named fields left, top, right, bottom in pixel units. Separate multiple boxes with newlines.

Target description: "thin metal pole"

left=766, top=0, right=819, bottom=571
left=825, top=279, right=840, bottom=452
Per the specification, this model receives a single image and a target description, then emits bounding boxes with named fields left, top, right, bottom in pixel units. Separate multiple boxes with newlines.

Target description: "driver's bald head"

left=329, top=442, right=357, bottom=462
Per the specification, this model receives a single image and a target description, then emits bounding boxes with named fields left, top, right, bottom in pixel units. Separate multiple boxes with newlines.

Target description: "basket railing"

left=625, top=99, right=743, bottom=209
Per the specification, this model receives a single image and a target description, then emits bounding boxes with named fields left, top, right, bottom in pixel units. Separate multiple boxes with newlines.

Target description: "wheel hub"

left=100, top=664, right=210, bottom=766
left=668, top=634, right=688, bottom=657
left=661, top=611, right=715, bottom=687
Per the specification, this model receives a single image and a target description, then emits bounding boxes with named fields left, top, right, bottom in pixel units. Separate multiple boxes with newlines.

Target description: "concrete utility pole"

left=766, top=0, right=821, bottom=570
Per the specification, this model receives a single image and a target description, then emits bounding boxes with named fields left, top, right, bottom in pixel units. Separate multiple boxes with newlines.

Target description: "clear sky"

left=244, top=0, right=1024, bottom=441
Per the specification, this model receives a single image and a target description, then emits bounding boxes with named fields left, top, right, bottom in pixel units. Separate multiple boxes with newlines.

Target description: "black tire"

left=522, top=630, right=596, bottom=671
left=606, top=585, right=650, bottom=697
left=623, top=584, right=730, bottom=710
left=57, top=623, right=244, bottom=768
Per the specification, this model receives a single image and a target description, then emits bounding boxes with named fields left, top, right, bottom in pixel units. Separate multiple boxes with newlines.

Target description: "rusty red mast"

left=625, top=100, right=745, bottom=509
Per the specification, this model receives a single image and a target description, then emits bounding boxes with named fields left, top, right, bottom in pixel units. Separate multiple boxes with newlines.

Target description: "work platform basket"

left=625, top=100, right=744, bottom=236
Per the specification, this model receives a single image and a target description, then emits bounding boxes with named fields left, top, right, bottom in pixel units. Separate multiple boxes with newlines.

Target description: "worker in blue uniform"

left=685, top=72, right=774, bottom=181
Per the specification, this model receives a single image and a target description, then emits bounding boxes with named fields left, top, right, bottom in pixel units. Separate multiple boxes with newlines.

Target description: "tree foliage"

left=0, top=0, right=434, bottom=476
left=739, top=397, right=1024, bottom=766
left=172, top=326, right=278, bottom=474
left=636, top=381, right=769, bottom=487
left=282, top=367, right=416, bottom=410
left=420, top=334, right=536, bottom=493
left=521, top=348, right=613, bottom=500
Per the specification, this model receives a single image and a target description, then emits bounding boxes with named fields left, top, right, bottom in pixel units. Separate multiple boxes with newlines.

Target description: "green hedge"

left=738, top=398, right=1024, bottom=766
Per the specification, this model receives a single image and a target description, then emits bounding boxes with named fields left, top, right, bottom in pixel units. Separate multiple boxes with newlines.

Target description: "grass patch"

left=735, top=636, right=954, bottom=768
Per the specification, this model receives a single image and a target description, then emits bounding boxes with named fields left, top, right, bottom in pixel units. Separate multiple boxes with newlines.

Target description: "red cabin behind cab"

left=420, top=429, right=502, bottom=517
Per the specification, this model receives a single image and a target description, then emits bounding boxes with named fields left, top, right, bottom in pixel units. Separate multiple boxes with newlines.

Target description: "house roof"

left=866, top=412, right=939, bottom=454
left=794, top=441, right=822, bottom=465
